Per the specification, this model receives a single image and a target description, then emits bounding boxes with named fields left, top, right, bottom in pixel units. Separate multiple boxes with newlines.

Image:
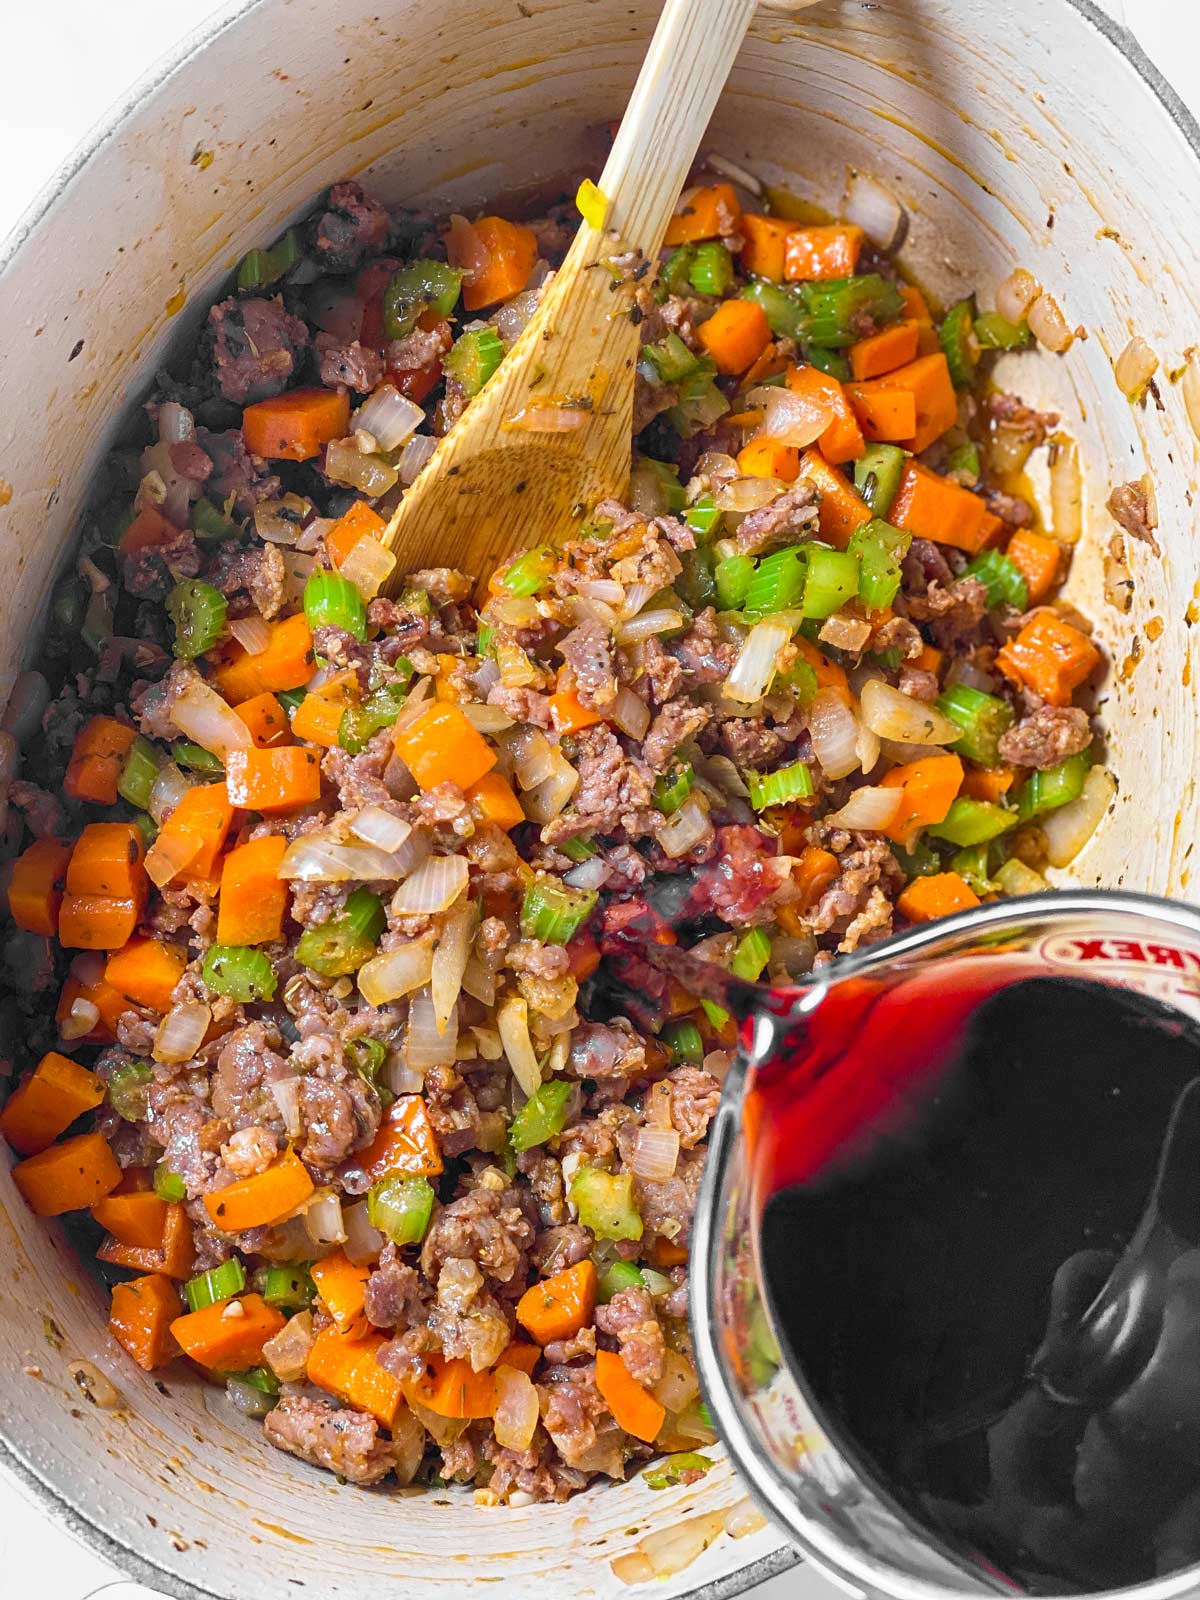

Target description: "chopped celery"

left=108, top=1059, right=153, bottom=1123
left=848, top=518, right=911, bottom=613
left=191, top=496, right=243, bottom=542
left=666, top=367, right=730, bottom=438
left=805, top=345, right=852, bottom=382
left=201, top=944, right=279, bottom=1003
left=740, top=279, right=810, bottom=342
left=277, top=688, right=306, bottom=715
left=660, top=245, right=696, bottom=296
left=643, top=1453, right=714, bottom=1490
left=801, top=545, right=860, bottom=619
left=382, top=260, right=464, bottom=339
left=153, top=1164, right=187, bottom=1203
left=951, top=841, right=999, bottom=896
left=444, top=326, right=504, bottom=396
left=509, top=1081, right=574, bottom=1153
left=500, top=546, right=556, bottom=597
left=339, top=681, right=407, bottom=754
left=701, top=997, right=731, bottom=1032
left=240, top=1365, right=282, bottom=1396
left=892, top=836, right=943, bottom=881
left=747, top=761, right=814, bottom=810
left=296, top=888, right=386, bottom=976
left=974, top=311, right=1032, bottom=351
left=237, top=228, right=301, bottom=293
left=715, top=553, right=755, bottom=611
left=117, top=736, right=160, bottom=811
left=798, top=275, right=905, bottom=349
left=185, top=1257, right=246, bottom=1313
left=642, top=332, right=703, bottom=385
left=1016, top=750, right=1093, bottom=822
left=172, top=740, right=225, bottom=775
left=259, top=1264, right=315, bottom=1310
left=853, top=444, right=906, bottom=518
left=662, top=1019, right=704, bottom=1065
left=519, top=877, right=598, bottom=945
left=653, top=763, right=695, bottom=816
left=936, top=684, right=1015, bottom=767
left=133, top=813, right=157, bottom=847
left=368, top=1175, right=435, bottom=1246
left=684, top=493, right=721, bottom=541
left=641, top=1267, right=674, bottom=1297
left=347, top=1036, right=387, bottom=1091
left=939, top=298, right=979, bottom=388
left=689, top=242, right=734, bottom=297
left=963, top=549, right=1029, bottom=611
left=570, top=1167, right=643, bottom=1241
left=928, top=797, right=1019, bottom=847
left=305, top=570, right=367, bottom=642
left=945, top=440, right=981, bottom=483
left=597, top=1260, right=645, bottom=1304
left=475, top=623, right=495, bottom=659
left=401, top=586, right=433, bottom=618
left=744, top=546, right=806, bottom=618
left=631, top=457, right=686, bottom=513
left=780, top=652, right=819, bottom=704
left=675, top=547, right=717, bottom=612
left=561, top=836, right=599, bottom=863
left=994, top=857, right=1050, bottom=897
left=730, top=926, right=772, bottom=983
left=167, top=580, right=227, bottom=660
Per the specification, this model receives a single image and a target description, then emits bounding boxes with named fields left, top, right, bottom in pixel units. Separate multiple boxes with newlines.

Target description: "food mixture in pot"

left=0, top=168, right=1115, bottom=1499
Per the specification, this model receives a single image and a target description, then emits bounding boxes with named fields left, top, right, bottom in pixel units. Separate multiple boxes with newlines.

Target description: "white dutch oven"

left=0, top=2, right=1197, bottom=1596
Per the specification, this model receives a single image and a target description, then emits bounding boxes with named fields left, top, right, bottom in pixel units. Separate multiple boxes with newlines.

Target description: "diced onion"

left=808, top=687, right=861, bottom=779
left=612, top=685, right=651, bottom=740
left=945, top=657, right=998, bottom=693
left=715, top=475, right=782, bottom=512
left=1183, top=349, right=1200, bottom=443
left=407, top=987, right=459, bottom=1067
left=630, top=1125, right=680, bottom=1182
left=725, top=1500, right=769, bottom=1539
left=634, top=1511, right=727, bottom=1580
left=818, top=612, right=872, bottom=653
left=498, top=995, right=542, bottom=1098
left=617, top=582, right=657, bottom=621
left=390, top=675, right=433, bottom=736
left=325, top=438, right=398, bottom=497
left=303, top=1191, right=346, bottom=1247
left=1114, top=336, right=1159, bottom=401
left=860, top=678, right=961, bottom=744
left=659, top=797, right=714, bottom=859
left=1049, top=435, right=1083, bottom=546
left=262, top=1310, right=314, bottom=1382
left=760, top=385, right=831, bottom=447
left=827, top=785, right=903, bottom=831
left=723, top=616, right=793, bottom=704
left=385, top=1056, right=425, bottom=1095
left=254, top=496, right=309, bottom=545
left=462, top=954, right=497, bottom=1008
left=494, top=287, right=543, bottom=346
left=281, top=551, right=316, bottom=608
left=578, top=579, right=625, bottom=607
left=651, top=1348, right=701, bottom=1413
left=1027, top=292, right=1074, bottom=354
left=350, top=806, right=412, bottom=854
left=153, top=1001, right=211, bottom=1065
left=616, top=609, right=684, bottom=645
left=463, top=703, right=515, bottom=733
left=1104, top=537, right=1134, bottom=614
left=269, top=1078, right=303, bottom=1139
left=565, top=857, right=609, bottom=891
left=504, top=726, right=556, bottom=790
left=278, top=836, right=412, bottom=882
left=171, top=677, right=253, bottom=760
left=856, top=719, right=881, bottom=775
left=523, top=750, right=579, bottom=826
left=148, top=760, right=191, bottom=826
left=340, top=535, right=397, bottom=600
left=994, top=858, right=1050, bottom=897
left=695, top=753, right=750, bottom=801
left=844, top=170, right=907, bottom=252
left=398, top=433, right=438, bottom=485
left=356, top=383, right=424, bottom=452
left=229, top=615, right=272, bottom=655
left=996, top=268, right=1041, bottom=324
left=60, top=997, right=100, bottom=1041
left=158, top=400, right=195, bottom=444
left=1041, top=765, right=1116, bottom=867
left=493, top=1365, right=540, bottom=1451
left=391, top=854, right=469, bottom=916
left=705, top=150, right=763, bottom=197
left=432, top=898, right=474, bottom=1036
left=506, top=401, right=591, bottom=433
left=357, top=936, right=436, bottom=1007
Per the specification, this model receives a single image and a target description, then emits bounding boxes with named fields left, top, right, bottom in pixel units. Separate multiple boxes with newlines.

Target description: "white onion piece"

left=1041, top=765, right=1116, bottom=868
left=357, top=936, right=436, bottom=1007
left=303, top=1191, right=346, bottom=1247
left=652, top=1348, right=701, bottom=1413
left=432, top=898, right=474, bottom=1036
left=808, top=687, right=861, bottom=779
left=630, top=1125, right=680, bottom=1182
left=615, top=608, right=684, bottom=645
left=498, top=995, right=542, bottom=1098
left=578, top=578, right=625, bottom=606
left=462, top=953, right=497, bottom=1008
left=860, top=679, right=962, bottom=744
left=617, top=582, right=657, bottom=621
left=760, top=385, right=830, bottom=447
left=945, top=657, right=999, bottom=694
left=139, top=439, right=191, bottom=526
left=391, top=854, right=468, bottom=916
left=493, top=287, right=542, bottom=346
left=254, top=498, right=307, bottom=545
left=157, top=400, right=195, bottom=444
left=148, top=760, right=190, bottom=826
left=723, top=616, right=794, bottom=704
left=818, top=612, right=872, bottom=653
left=659, top=797, right=714, bottom=859
left=715, top=476, right=782, bottom=511
left=1027, top=292, right=1074, bottom=354
left=523, top=750, right=579, bottom=825
left=229, top=615, right=272, bottom=655
left=281, top=551, right=316, bottom=608
left=564, top=857, right=609, bottom=891
left=828, top=785, right=903, bottom=831
left=612, top=685, right=651, bottom=740
left=879, top=738, right=946, bottom=766
left=725, top=1500, right=769, bottom=1540
left=491, top=595, right=540, bottom=628
left=391, top=675, right=433, bottom=736
left=269, top=1077, right=303, bottom=1139
left=407, top=987, right=458, bottom=1068
left=856, top=719, right=881, bottom=774
left=397, top=433, right=438, bottom=485
left=1050, top=436, right=1083, bottom=545
left=278, top=836, right=411, bottom=882
left=355, top=383, right=424, bottom=452
left=493, top=1365, right=540, bottom=1451
left=171, top=677, right=253, bottom=760
left=325, top=438, right=398, bottom=497
left=340, top=535, right=397, bottom=600
left=350, top=806, right=412, bottom=854
left=153, top=1001, right=211, bottom=1065
left=636, top=1512, right=727, bottom=1581
left=996, top=267, right=1041, bottom=323
left=463, top=703, right=515, bottom=733
left=1114, top=337, right=1159, bottom=401
left=262, top=1310, right=315, bottom=1383
left=60, top=997, right=101, bottom=1041
left=843, top=170, right=907, bottom=251
left=994, top=858, right=1050, bottom=897
left=704, top=150, right=763, bottom=196
left=385, top=1056, right=425, bottom=1096
left=144, top=828, right=203, bottom=889
left=505, top=726, right=555, bottom=790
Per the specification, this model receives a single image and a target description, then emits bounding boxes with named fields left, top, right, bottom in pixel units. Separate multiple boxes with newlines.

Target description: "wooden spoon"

left=380, top=0, right=759, bottom=592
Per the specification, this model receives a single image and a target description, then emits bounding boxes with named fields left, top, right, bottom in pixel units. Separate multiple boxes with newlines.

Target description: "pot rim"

left=0, top=2, right=1196, bottom=1597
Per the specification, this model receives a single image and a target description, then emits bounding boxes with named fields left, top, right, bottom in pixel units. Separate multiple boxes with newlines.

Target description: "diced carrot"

left=352, top=1095, right=444, bottom=1182
left=110, top=1274, right=183, bottom=1371
left=433, top=654, right=469, bottom=705
left=897, top=871, right=981, bottom=923
left=793, top=846, right=840, bottom=912
left=58, top=894, right=142, bottom=951
left=792, top=635, right=851, bottom=704
left=224, top=746, right=322, bottom=814
left=311, top=1250, right=371, bottom=1335
left=797, top=449, right=873, bottom=547
left=56, top=969, right=129, bottom=1043
left=595, top=1348, right=667, bottom=1443
left=865, top=352, right=958, bottom=453
left=203, top=1147, right=314, bottom=1233
left=0, top=1051, right=105, bottom=1156
left=888, top=461, right=991, bottom=554
left=880, top=753, right=964, bottom=847
left=66, top=823, right=147, bottom=902
left=740, top=339, right=792, bottom=391
left=216, top=834, right=289, bottom=946
left=548, top=686, right=606, bottom=736
left=737, top=439, right=801, bottom=483
left=92, top=1190, right=168, bottom=1251
left=738, top=214, right=794, bottom=280
left=213, top=613, right=314, bottom=702
left=845, top=381, right=918, bottom=442
left=649, top=1237, right=689, bottom=1269
left=98, top=1201, right=194, bottom=1280
left=1005, top=527, right=1062, bottom=605
left=119, top=506, right=179, bottom=556
left=233, top=691, right=291, bottom=748
left=915, top=643, right=943, bottom=676
left=848, top=319, right=921, bottom=381
left=401, top=1352, right=498, bottom=1419
left=566, top=935, right=602, bottom=983
left=457, top=215, right=538, bottom=311
left=8, top=836, right=71, bottom=935
left=515, top=1260, right=597, bottom=1345
left=13, top=1129, right=121, bottom=1216
left=307, top=1325, right=404, bottom=1429
left=392, top=702, right=497, bottom=793
left=325, top=500, right=387, bottom=569
left=104, top=938, right=186, bottom=1014
left=171, top=1292, right=286, bottom=1373
left=900, top=284, right=934, bottom=325
left=664, top=183, right=740, bottom=246
left=242, top=388, right=350, bottom=462
left=786, top=364, right=864, bottom=465
left=64, top=716, right=137, bottom=806
left=996, top=611, right=1100, bottom=707
left=289, top=693, right=346, bottom=749
left=698, top=299, right=772, bottom=376
left=498, top=1341, right=541, bottom=1377
left=961, top=765, right=1017, bottom=803
left=784, top=225, right=864, bottom=281
left=149, top=782, right=235, bottom=887
left=464, top=771, right=525, bottom=832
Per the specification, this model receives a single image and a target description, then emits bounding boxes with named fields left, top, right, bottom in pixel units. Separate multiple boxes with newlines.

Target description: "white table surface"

left=0, top=1, right=1193, bottom=1595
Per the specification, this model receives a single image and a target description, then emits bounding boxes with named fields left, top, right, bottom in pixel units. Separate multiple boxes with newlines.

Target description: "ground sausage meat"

left=997, top=704, right=1093, bottom=769
left=264, top=1394, right=396, bottom=1485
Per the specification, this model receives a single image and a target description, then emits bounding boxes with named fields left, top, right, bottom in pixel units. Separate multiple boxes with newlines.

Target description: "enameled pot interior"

left=0, top=2, right=1198, bottom=1596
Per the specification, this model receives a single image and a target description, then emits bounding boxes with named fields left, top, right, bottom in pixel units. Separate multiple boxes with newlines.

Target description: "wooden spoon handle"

left=598, top=0, right=759, bottom=256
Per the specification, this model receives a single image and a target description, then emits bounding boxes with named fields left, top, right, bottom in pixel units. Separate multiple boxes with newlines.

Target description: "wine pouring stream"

left=609, top=888, right=1200, bottom=1599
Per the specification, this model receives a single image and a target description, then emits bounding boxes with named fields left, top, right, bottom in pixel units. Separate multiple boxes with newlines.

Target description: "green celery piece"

left=237, top=229, right=301, bottom=292
left=368, top=1175, right=435, bottom=1246
left=892, top=836, right=943, bottom=881
left=939, top=298, right=979, bottom=387
left=951, top=841, right=999, bottom=896
left=509, top=1081, right=575, bottom=1153
left=848, top=518, right=911, bottom=613
left=945, top=440, right=982, bottom=483
left=798, top=275, right=905, bottom=349
left=684, top=493, right=721, bottom=541
left=642, top=332, right=702, bottom=385
left=153, top=1165, right=186, bottom=1203
left=304, top=570, right=367, bottom=642
left=185, top=1257, right=246, bottom=1313
left=166, top=580, right=227, bottom=661
left=665, top=369, right=730, bottom=439
left=117, top=736, right=160, bottom=811
left=296, top=889, right=386, bottom=977
left=653, top=763, right=695, bottom=816
left=1016, top=750, right=1093, bottom=823
left=560, top=836, right=598, bottom=863
left=662, top=1019, right=704, bottom=1064
left=519, top=877, right=598, bottom=945
left=500, top=546, right=556, bottom=597
left=853, top=444, right=906, bottom=518
left=597, top=1260, right=645, bottom=1304
left=660, top=245, right=696, bottom=296
left=747, top=761, right=814, bottom=810
left=701, top=997, right=731, bottom=1032
left=382, top=260, right=464, bottom=340
left=172, top=739, right=225, bottom=775
left=259, top=1264, right=316, bottom=1310
left=570, top=1167, right=643, bottom=1241
left=675, top=547, right=716, bottom=612
left=936, top=684, right=1015, bottom=768
left=801, top=545, right=860, bottom=620
left=740, top=279, right=811, bottom=342
left=631, top=457, right=686, bottom=514
left=804, top=345, right=851, bottom=382
left=963, top=548, right=1029, bottom=611
left=974, top=311, right=1032, bottom=350
left=444, top=326, right=504, bottom=396
left=744, top=546, right=806, bottom=618
left=346, top=1036, right=387, bottom=1090
left=781, top=652, right=819, bottom=704
left=338, top=681, right=407, bottom=755
left=201, top=944, right=279, bottom=1003
left=715, top=553, right=754, bottom=611
left=730, top=927, right=772, bottom=982
left=927, top=798, right=1019, bottom=848
left=643, top=1453, right=714, bottom=1491
left=191, top=497, right=243, bottom=541
left=689, top=242, right=734, bottom=297
left=82, top=588, right=115, bottom=655
left=108, top=1060, right=154, bottom=1123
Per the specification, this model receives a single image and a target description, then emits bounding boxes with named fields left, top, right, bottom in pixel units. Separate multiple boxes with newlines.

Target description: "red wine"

left=752, top=959, right=1200, bottom=1593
